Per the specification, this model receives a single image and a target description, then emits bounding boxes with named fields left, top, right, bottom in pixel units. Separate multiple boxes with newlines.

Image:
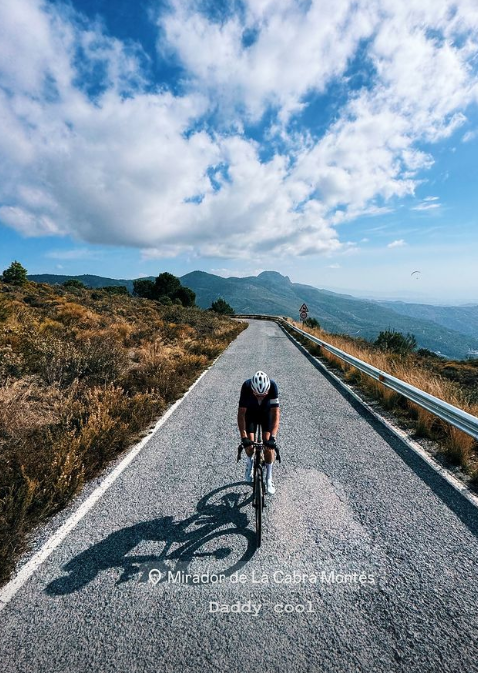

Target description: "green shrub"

left=63, top=279, right=86, bottom=290
left=210, top=297, right=234, bottom=315
left=157, top=295, right=173, bottom=306
left=100, top=286, right=129, bottom=295
left=375, top=329, right=417, bottom=355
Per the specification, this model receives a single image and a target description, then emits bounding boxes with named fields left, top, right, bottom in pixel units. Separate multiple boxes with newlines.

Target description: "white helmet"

left=251, top=371, right=270, bottom=395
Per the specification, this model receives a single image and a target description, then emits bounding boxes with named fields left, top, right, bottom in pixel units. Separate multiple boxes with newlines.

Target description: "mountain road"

left=0, top=319, right=477, bottom=672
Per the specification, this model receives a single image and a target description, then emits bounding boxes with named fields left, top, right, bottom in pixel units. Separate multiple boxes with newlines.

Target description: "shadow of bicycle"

left=46, top=482, right=255, bottom=595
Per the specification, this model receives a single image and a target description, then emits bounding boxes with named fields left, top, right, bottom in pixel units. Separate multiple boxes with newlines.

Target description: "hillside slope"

left=28, top=274, right=155, bottom=293
left=379, top=301, right=478, bottom=339
left=181, top=270, right=478, bottom=359
left=27, top=271, right=478, bottom=358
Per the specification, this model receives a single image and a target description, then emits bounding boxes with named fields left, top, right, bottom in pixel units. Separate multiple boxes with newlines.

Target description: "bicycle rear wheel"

left=254, top=466, right=262, bottom=548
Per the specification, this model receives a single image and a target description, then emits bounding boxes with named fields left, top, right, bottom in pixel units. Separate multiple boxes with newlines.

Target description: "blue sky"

left=1, top=0, right=478, bottom=304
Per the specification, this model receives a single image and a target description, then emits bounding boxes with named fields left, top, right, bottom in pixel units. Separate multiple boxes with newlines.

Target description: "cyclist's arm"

left=237, top=407, right=248, bottom=438
left=270, top=406, right=280, bottom=437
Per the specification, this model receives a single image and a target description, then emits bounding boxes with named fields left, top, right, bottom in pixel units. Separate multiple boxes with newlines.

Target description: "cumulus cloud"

left=387, top=239, right=407, bottom=248
left=160, top=0, right=378, bottom=122
left=0, top=0, right=478, bottom=260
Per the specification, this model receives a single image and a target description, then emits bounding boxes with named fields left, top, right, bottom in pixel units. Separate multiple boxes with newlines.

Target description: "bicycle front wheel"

left=254, top=467, right=262, bottom=548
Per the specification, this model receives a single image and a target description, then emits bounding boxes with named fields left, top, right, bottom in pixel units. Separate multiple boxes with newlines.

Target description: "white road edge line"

left=0, top=353, right=223, bottom=613
left=280, top=323, right=478, bottom=510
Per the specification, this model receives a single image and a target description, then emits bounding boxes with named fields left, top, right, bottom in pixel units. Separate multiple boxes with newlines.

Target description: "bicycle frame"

left=237, top=425, right=281, bottom=548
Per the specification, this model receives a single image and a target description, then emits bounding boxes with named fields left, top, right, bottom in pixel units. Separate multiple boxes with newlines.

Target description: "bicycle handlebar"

left=236, top=442, right=281, bottom=463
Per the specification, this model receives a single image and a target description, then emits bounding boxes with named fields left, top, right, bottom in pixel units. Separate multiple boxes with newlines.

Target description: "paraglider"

left=411, top=270, right=420, bottom=279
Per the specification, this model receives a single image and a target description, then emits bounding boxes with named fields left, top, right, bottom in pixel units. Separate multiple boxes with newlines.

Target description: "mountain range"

left=28, top=271, right=478, bottom=359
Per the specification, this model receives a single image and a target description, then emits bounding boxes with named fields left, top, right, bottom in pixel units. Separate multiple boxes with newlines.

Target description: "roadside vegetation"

left=284, top=318, right=478, bottom=488
left=209, top=297, right=235, bottom=315
left=0, top=265, right=246, bottom=585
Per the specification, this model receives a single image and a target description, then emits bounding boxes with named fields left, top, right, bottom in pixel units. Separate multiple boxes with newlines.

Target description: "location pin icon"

left=149, top=569, right=162, bottom=586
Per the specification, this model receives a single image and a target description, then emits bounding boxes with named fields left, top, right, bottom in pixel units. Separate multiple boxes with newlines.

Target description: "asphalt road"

left=1, top=319, right=477, bottom=673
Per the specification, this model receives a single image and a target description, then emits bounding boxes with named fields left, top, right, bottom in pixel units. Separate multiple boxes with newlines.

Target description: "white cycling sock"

left=266, top=463, right=273, bottom=480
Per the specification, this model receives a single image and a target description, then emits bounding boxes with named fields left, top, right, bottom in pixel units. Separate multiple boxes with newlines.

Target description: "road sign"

left=300, top=310, right=308, bottom=320
left=300, top=303, right=309, bottom=312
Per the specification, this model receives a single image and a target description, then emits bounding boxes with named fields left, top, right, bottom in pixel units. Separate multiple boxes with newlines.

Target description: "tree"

left=171, top=286, right=196, bottom=307
left=63, top=279, right=86, bottom=289
left=134, top=273, right=195, bottom=306
left=375, top=329, right=417, bottom=355
left=154, top=272, right=181, bottom=297
left=133, top=279, right=155, bottom=299
left=2, top=261, right=28, bottom=285
left=210, top=297, right=235, bottom=315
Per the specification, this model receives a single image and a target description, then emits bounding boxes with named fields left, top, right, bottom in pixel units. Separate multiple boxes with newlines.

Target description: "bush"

left=63, top=279, right=86, bottom=290
left=375, top=329, right=417, bottom=355
left=304, top=317, right=320, bottom=329
left=157, top=295, right=173, bottom=306
left=20, top=332, right=128, bottom=386
left=210, top=297, right=234, bottom=315
left=100, top=286, right=129, bottom=295
left=417, top=348, right=442, bottom=359
left=2, top=261, right=28, bottom=286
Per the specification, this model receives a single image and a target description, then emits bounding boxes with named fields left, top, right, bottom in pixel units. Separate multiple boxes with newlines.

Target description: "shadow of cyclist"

left=46, top=482, right=255, bottom=596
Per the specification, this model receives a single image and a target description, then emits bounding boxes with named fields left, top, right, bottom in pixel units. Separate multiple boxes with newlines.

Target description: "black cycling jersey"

left=238, top=379, right=279, bottom=410
left=239, top=379, right=279, bottom=435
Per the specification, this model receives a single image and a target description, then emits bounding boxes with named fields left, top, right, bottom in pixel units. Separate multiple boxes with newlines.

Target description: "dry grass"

left=286, top=319, right=478, bottom=478
left=0, top=282, right=246, bottom=584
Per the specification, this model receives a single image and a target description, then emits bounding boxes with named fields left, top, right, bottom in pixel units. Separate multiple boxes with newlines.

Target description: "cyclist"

left=238, top=370, right=280, bottom=495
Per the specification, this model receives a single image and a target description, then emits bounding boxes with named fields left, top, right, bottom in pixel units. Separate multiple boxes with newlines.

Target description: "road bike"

left=237, top=427, right=281, bottom=549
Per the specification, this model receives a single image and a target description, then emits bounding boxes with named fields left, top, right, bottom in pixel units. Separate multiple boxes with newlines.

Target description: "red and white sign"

left=300, top=310, right=308, bottom=320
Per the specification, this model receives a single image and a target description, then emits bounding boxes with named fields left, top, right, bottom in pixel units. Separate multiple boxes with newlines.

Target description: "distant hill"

left=180, top=270, right=478, bottom=359
left=28, top=270, right=478, bottom=359
left=28, top=274, right=155, bottom=293
left=378, top=301, right=478, bottom=339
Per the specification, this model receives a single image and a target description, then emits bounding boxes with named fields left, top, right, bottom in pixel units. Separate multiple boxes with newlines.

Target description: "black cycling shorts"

left=245, top=407, right=272, bottom=435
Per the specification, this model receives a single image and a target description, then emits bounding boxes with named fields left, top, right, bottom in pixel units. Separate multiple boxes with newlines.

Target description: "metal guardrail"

left=235, top=314, right=478, bottom=441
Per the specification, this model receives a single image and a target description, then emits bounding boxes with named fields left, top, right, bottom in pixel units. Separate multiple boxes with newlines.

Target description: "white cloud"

left=327, top=263, right=341, bottom=269
left=45, top=248, right=101, bottom=260
left=160, top=0, right=378, bottom=122
left=462, top=130, right=478, bottom=142
left=209, top=268, right=265, bottom=278
left=1, top=0, right=478, bottom=262
left=387, top=239, right=406, bottom=248
left=412, top=202, right=441, bottom=211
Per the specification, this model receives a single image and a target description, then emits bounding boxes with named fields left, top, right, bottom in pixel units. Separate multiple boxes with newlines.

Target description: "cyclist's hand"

left=265, top=437, right=276, bottom=448
left=241, top=437, right=253, bottom=447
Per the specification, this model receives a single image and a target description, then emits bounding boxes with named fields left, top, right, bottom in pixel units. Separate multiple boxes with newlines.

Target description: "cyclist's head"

left=251, top=370, right=270, bottom=396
